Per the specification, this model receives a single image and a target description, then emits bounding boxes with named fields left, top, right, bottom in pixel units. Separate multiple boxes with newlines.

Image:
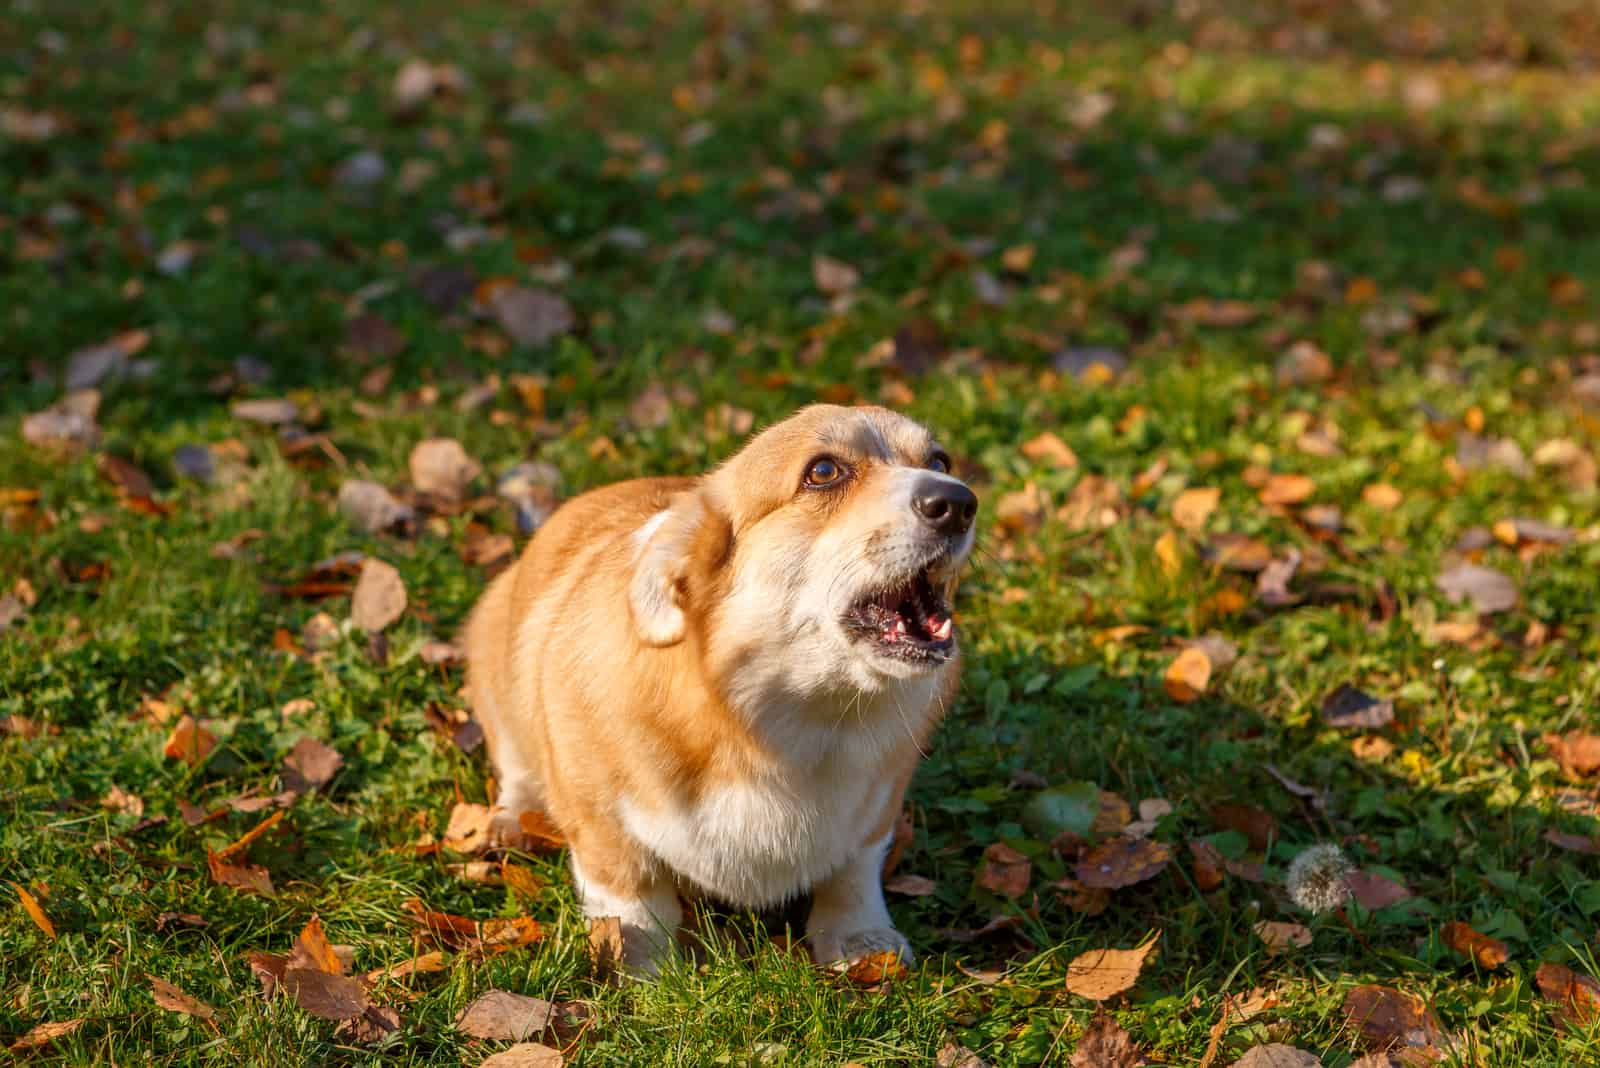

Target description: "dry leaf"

left=1230, top=1045, right=1321, bottom=1068
left=1154, top=530, right=1182, bottom=578
left=351, top=559, right=406, bottom=632
left=1321, top=686, right=1395, bottom=731
left=1545, top=830, right=1600, bottom=854
left=812, top=254, right=860, bottom=295
left=975, top=842, right=1031, bottom=899
left=936, top=1043, right=990, bottom=1068
left=1544, top=732, right=1600, bottom=780
left=282, top=967, right=370, bottom=1021
left=288, top=915, right=345, bottom=975
left=1021, top=431, right=1077, bottom=469
left=1070, top=1008, right=1148, bottom=1067
left=1064, top=934, right=1160, bottom=1001
left=1211, top=804, right=1278, bottom=850
left=364, top=950, right=448, bottom=984
left=1164, top=647, right=1211, bottom=703
left=515, top=809, right=568, bottom=851
left=1253, top=920, right=1311, bottom=954
left=1535, top=962, right=1600, bottom=1030
left=443, top=802, right=495, bottom=854
left=1259, top=474, right=1315, bottom=506
left=1345, top=870, right=1411, bottom=911
left=588, top=915, right=625, bottom=977
left=10, top=882, right=55, bottom=939
left=490, top=287, right=575, bottom=347
left=1077, top=837, right=1172, bottom=889
left=207, top=851, right=275, bottom=897
left=1342, top=984, right=1450, bottom=1055
left=480, top=1044, right=566, bottom=1068
left=338, top=479, right=415, bottom=534
left=163, top=715, right=216, bottom=766
left=409, top=438, right=482, bottom=502
left=282, top=737, right=343, bottom=794
left=148, top=975, right=216, bottom=1020
left=1172, top=487, right=1221, bottom=531
left=1362, top=483, right=1403, bottom=510
left=101, top=784, right=145, bottom=818
left=839, top=950, right=909, bottom=986
left=885, top=874, right=937, bottom=896
left=1436, top=563, right=1518, bottom=614
left=8, top=1019, right=85, bottom=1052
left=455, top=990, right=555, bottom=1041
left=1440, top=922, right=1508, bottom=969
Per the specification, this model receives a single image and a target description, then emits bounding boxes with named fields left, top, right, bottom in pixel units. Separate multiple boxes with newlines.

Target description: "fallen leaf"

left=409, top=438, right=482, bottom=503
left=338, top=479, right=415, bottom=534
left=588, top=915, right=625, bottom=977
left=1258, top=474, right=1315, bottom=506
left=282, top=737, right=343, bottom=794
left=976, top=842, right=1032, bottom=899
left=288, top=915, right=346, bottom=975
left=8, top=1019, right=85, bottom=1052
left=1321, top=686, right=1395, bottom=731
left=101, top=784, right=145, bottom=818
left=936, top=1043, right=990, bottom=1068
left=455, top=990, right=556, bottom=1041
left=335, top=1004, right=403, bottom=1044
left=885, top=874, right=937, bottom=896
left=813, top=254, right=860, bottom=295
left=1256, top=549, right=1302, bottom=607
left=163, top=715, right=216, bottom=766
left=350, top=559, right=406, bottom=632
left=1440, top=922, right=1508, bottom=969
left=1341, top=985, right=1450, bottom=1055
left=1544, top=829, right=1600, bottom=854
left=1362, top=483, right=1403, bottom=510
left=1253, top=920, right=1311, bottom=954
left=1164, top=647, right=1211, bottom=703
left=1064, top=934, right=1159, bottom=1000
left=1436, top=563, right=1518, bottom=614
left=1155, top=530, right=1183, bottom=578
left=1535, top=962, right=1600, bottom=1030
left=1172, top=487, right=1221, bottom=531
left=1021, top=431, right=1077, bottom=469
left=1207, top=534, right=1274, bottom=573
left=1070, top=1008, right=1148, bottom=1067
left=363, top=950, right=448, bottom=984
left=1076, top=838, right=1172, bottom=889
left=1054, top=877, right=1111, bottom=916
left=1230, top=1045, right=1321, bottom=1068
left=148, top=975, right=216, bottom=1021
left=443, top=802, right=495, bottom=854
left=10, top=882, right=55, bottom=939
left=1345, top=870, right=1411, bottom=910
left=1544, top=732, right=1600, bottom=780
left=207, top=850, right=275, bottom=897
left=489, top=286, right=574, bottom=347
left=215, top=810, right=285, bottom=862
left=839, top=950, right=908, bottom=986
left=230, top=398, right=300, bottom=425
left=480, top=1044, right=565, bottom=1068
left=282, top=967, right=370, bottom=1021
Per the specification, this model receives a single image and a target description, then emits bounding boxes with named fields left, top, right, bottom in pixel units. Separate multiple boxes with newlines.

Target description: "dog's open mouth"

left=844, top=567, right=956, bottom=661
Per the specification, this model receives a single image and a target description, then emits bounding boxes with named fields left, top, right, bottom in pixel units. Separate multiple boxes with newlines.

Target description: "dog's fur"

left=463, top=404, right=976, bottom=970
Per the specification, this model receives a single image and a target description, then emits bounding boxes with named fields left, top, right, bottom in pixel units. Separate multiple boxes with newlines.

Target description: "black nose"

left=912, top=478, right=978, bottom=536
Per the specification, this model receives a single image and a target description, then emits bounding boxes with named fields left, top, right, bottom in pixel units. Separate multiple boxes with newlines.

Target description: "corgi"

left=463, top=404, right=977, bottom=971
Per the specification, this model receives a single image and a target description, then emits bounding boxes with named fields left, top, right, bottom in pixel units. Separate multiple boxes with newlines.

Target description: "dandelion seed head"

left=1287, top=842, right=1352, bottom=914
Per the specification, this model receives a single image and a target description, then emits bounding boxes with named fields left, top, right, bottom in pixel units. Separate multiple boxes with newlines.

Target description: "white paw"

left=810, top=926, right=913, bottom=967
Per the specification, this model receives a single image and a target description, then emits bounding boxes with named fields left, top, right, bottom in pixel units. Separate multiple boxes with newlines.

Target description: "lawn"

left=5, top=0, right=1600, bottom=1064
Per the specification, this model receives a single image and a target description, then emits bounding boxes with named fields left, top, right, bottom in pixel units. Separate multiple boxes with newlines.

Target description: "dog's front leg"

left=569, top=836, right=682, bottom=977
left=805, top=832, right=912, bottom=966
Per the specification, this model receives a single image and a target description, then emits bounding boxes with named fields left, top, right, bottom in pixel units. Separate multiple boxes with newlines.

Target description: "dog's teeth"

left=931, top=616, right=953, bottom=641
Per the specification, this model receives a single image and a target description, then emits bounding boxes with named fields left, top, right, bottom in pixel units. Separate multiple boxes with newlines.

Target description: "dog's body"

left=464, top=405, right=976, bottom=970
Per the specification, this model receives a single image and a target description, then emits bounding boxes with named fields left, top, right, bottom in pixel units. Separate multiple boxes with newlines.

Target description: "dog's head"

left=628, top=405, right=977, bottom=700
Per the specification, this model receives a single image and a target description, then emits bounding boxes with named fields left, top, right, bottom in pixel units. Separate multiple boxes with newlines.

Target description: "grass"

left=5, top=0, right=1600, bottom=1063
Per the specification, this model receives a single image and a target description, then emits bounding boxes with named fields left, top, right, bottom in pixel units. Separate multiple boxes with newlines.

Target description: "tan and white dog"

left=463, top=404, right=977, bottom=971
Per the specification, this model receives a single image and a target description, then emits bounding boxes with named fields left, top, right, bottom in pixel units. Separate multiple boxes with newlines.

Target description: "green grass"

left=5, top=0, right=1600, bottom=1064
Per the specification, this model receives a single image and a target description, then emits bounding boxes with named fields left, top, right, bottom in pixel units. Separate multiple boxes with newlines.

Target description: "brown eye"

left=804, top=457, right=844, bottom=487
left=928, top=452, right=951, bottom=475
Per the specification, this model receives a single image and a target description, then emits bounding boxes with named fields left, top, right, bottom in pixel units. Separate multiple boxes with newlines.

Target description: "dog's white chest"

left=619, top=757, right=889, bottom=907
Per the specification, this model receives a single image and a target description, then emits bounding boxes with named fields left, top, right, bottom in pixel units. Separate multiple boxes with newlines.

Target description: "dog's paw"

left=811, top=926, right=913, bottom=967
left=485, top=806, right=533, bottom=850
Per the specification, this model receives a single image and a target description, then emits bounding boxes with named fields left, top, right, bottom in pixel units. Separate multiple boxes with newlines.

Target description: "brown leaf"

left=207, top=851, right=275, bottom=897
left=1253, top=920, right=1312, bottom=954
left=1076, top=837, right=1172, bottom=889
left=1256, top=549, right=1302, bottom=607
left=1321, top=686, right=1395, bottom=731
left=1171, top=488, right=1219, bottom=531
left=1545, top=829, right=1600, bottom=854
left=282, top=967, right=370, bottom=1021
left=1021, top=431, right=1078, bottom=469
left=1342, top=985, right=1450, bottom=1055
left=839, top=950, right=909, bottom=986
left=935, top=1043, right=990, bottom=1068
left=588, top=915, right=625, bottom=978
left=1362, top=482, right=1404, bottom=510
left=884, top=873, right=937, bottom=896
left=8, top=1019, right=85, bottom=1052
left=975, top=842, right=1032, bottom=899
left=1206, top=533, right=1273, bottom=573
left=215, top=810, right=286, bottom=862
left=1535, top=962, right=1600, bottom=1030
left=480, top=1044, right=566, bottom=1068
left=335, top=1004, right=403, bottom=1044
left=812, top=254, right=860, bottom=295
left=1069, top=1008, right=1148, bottom=1067
left=1435, top=563, right=1518, bottom=614
left=490, top=286, right=575, bottom=348
left=163, top=714, right=216, bottom=766
left=1064, top=934, right=1160, bottom=1001
left=101, top=784, right=145, bottom=818
left=281, top=737, right=343, bottom=794
left=443, top=802, right=495, bottom=854
left=1259, top=474, right=1315, bottom=506
left=1163, top=647, right=1211, bottom=703
left=10, top=882, right=55, bottom=939
left=148, top=974, right=216, bottom=1021
left=1211, top=804, right=1278, bottom=851
left=1440, top=922, right=1508, bottom=970
left=1230, top=1045, right=1321, bottom=1068
left=288, top=915, right=346, bottom=975
left=350, top=558, right=406, bottom=632
left=1169, top=298, right=1259, bottom=328
left=1345, top=870, right=1411, bottom=911
left=98, top=453, right=155, bottom=498
left=338, top=479, right=415, bottom=535
left=363, top=950, right=448, bottom=984
left=515, top=808, right=568, bottom=851
left=1544, top=732, right=1600, bottom=780
left=231, top=398, right=300, bottom=425
left=409, top=438, right=482, bottom=503
left=455, top=990, right=556, bottom=1041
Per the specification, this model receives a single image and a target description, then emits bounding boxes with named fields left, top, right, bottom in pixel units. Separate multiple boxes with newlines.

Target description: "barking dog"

left=463, top=404, right=977, bottom=972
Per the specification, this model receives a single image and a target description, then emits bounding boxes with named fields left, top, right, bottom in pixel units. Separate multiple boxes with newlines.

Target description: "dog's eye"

left=804, top=457, right=845, bottom=487
left=927, top=452, right=951, bottom=475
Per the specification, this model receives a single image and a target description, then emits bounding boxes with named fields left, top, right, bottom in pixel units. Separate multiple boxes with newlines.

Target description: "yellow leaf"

left=10, top=882, right=55, bottom=939
left=1001, top=244, right=1035, bottom=273
left=1492, top=519, right=1519, bottom=546
left=1258, top=474, right=1315, bottom=507
left=1020, top=431, right=1078, bottom=469
left=1362, top=482, right=1403, bottom=510
left=1064, top=932, right=1160, bottom=1001
left=1155, top=530, right=1183, bottom=578
left=1172, top=487, right=1220, bottom=532
left=1164, top=647, right=1212, bottom=703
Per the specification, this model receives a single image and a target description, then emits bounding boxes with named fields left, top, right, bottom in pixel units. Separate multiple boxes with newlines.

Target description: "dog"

left=463, top=404, right=977, bottom=972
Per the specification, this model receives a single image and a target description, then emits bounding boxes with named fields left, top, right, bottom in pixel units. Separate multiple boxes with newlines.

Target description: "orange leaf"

left=1020, top=431, right=1077, bottom=469
left=1258, top=474, right=1315, bottom=507
left=1063, top=932, right=1160, bottom=1001
left=1441, top=922, right=1508, bottom=970
left=163, top=714, right=216, bottom=766
left=215, top=810, right=285, bottom=862
left=975, top=842, right=1031, bottom=899
left=10, top=882, right=55, bottom=939
left=290, top=915, right=345, bottom=975
left=840, top=950, right=909, bottom=986
left=1154, top=530, right=1182, bottom=578
left=1172, top=487, right=1220, bottom=531
left=1164, top=647, right=1211, bottom=703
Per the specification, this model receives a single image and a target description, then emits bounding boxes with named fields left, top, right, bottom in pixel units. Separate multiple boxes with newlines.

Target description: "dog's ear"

left=628, top=489, right=730, bottom=646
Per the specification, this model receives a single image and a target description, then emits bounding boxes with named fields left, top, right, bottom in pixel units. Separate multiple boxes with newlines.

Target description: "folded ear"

left=628, top=490, right=727, bottom=646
